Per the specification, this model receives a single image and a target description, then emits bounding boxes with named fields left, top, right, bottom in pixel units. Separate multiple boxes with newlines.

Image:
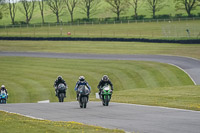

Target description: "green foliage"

left=0, top=11, right=2, bottom=19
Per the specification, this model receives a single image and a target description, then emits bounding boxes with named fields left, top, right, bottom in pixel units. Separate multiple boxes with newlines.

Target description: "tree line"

left=0, top=0, right=200, bottom=25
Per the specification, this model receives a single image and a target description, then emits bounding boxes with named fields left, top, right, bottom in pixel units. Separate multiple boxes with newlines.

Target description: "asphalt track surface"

left=0, top=51, right=200, bottom=133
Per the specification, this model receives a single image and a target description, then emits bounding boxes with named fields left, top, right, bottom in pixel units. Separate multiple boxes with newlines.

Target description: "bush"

left=0, top=11, right=2, bottom=19
left=175, top=14, right=183, bottom=18
left=135, top=15, right=146, bottom=20
left=155, top=14, right=171, bottom=19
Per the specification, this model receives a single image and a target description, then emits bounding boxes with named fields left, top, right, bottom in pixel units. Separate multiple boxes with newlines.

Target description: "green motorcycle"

left=100, top=85, right=112, bottom=106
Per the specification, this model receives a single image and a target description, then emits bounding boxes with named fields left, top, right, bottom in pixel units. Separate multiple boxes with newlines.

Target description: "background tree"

left=129, top=0, right=144, bottom=19
left=105, top=0, right=129, bottom=21
left=8, top=0, right=17, bottom=25
left=38, top=0, right=45, bottom=24
left=146, top=0, right=166, bottom=19
left=174, top=0, right=200, bottom=17
left=0, top=0, right=7, bottom=19
left=64, top=0, right=78, bottom=22
left=19, top=0, right=36, bottom=24
left=79, top=0, right=101, bottom=20
left=47, top=0, right=64, bottom=23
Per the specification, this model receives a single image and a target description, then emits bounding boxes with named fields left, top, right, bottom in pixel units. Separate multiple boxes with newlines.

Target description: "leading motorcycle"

left=77, top=85, right=90, bottom=108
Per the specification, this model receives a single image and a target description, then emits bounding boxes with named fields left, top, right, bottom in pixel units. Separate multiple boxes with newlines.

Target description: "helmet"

left=1, top=85, right=5, bottom=89
left=102, top=75, right=109, bottom=81
left=58, top=76, right=62, bottom=80
left=79, top=76, right=85, bottom=81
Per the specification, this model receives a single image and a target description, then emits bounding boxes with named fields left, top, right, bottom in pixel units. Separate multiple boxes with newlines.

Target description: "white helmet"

left=1, top=85, right=5, bottom=88
left=79, top=76, right=85, bottom=81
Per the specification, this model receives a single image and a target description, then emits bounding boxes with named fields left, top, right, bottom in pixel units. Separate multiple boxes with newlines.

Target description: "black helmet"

left=102, top=75, right=109, bottom=81
left=79, top=76, right=85, bottom=81
left=58, top=76, right=62, bottom=80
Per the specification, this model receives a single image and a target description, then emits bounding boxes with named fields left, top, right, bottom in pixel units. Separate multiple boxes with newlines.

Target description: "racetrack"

left=1, top=102, right=200, bottom=133
left=0, top=51, right=200, bottom=133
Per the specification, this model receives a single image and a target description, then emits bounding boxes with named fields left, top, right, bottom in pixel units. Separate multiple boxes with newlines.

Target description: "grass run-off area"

left=0, top=111, right=123, bottom=133
left=0, top=20, right=200, bottom=39
left=0, top=57, right=199, bottom=111
left=0, top=40, right=200, bottom=59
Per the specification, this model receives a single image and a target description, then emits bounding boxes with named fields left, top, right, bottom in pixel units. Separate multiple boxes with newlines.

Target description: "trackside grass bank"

left=0, top=40, right=200, bottom=59
left=0, top=20, right=200, bottom=39
left=0, top=111, right=124, bottom=133
left=0, top=57, right=198, bottom=110
left=110, top=85, right=200, bottom=111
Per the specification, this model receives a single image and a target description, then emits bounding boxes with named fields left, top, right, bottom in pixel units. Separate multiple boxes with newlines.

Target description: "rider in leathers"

left=74, top=76, right=91, bottom=100
left=54, top=76, right=67, bottom=97
left=97, top=75, right=113, bottom=99
left=0, top=85, right=8, bottom=98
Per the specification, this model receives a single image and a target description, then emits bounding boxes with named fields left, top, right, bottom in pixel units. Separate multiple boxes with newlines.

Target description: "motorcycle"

left=57, top=83, right=67, bottom=102
left=100, top=85, right=112, bottom=106
left=0, top=90, right=8, bottom=104
left=77, top=85, right=90, bottom=108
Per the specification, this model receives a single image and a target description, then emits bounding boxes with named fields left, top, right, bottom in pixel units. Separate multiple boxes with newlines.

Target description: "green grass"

left=0, top=20, right=200, bottom=39
left=0, top=111, right=124, bottom=133
left=111, top=85, right=200, bottom=111
left=1, top=40, right=200, bottom=59
left=1, top=57, right=197, bottom=110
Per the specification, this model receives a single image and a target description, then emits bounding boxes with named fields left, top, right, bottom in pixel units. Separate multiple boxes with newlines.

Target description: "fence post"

left=34, top=24, right=35, bottom=37
left=48, top=24, right=50, bottom=36
left=61, top=27, right=63, bottom=36
left=20, top=24, right=22, bottom=36
left=5, top=25, right=8, bottom=36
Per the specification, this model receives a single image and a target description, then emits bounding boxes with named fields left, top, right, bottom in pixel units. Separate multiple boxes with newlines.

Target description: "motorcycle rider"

left=54, top=76, right=67, bottom=97
left=74, top=76, right=91, bottom=100
left=97, top=75, right=113, bottom=99
left=0, top=85, right=8, bottom=98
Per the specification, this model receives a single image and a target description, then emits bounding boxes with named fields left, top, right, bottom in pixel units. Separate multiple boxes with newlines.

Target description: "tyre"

left=105, top=95, right=109, bottom=106
left=2, top=99, right=6, bottom=104
left=59, top=93, right=64, bottom=102
left=82, top=97, right=87, bottom=108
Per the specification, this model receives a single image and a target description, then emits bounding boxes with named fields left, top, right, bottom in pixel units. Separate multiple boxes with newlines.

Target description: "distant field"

left=0, top=19, right=200, bottom=39
left=1, top=57, right=198, bottom=110
left=1, top=40, right=200, bottom=59
left=0, top=111, right=124, bottom=133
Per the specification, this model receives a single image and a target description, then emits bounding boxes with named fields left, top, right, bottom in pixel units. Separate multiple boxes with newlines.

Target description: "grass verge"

left=110, top=85, right=200, bottom=111
left=0, top=111, right=124, bottom=133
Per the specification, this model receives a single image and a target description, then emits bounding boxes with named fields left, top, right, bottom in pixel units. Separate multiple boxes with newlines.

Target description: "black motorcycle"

left=77, top=85, right=90, bottom=108
left=57, top=83, right=67, bottom=102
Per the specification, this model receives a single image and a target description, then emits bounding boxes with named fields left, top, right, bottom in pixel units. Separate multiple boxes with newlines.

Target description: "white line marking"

left=168, top=63, right=196, bottom=85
